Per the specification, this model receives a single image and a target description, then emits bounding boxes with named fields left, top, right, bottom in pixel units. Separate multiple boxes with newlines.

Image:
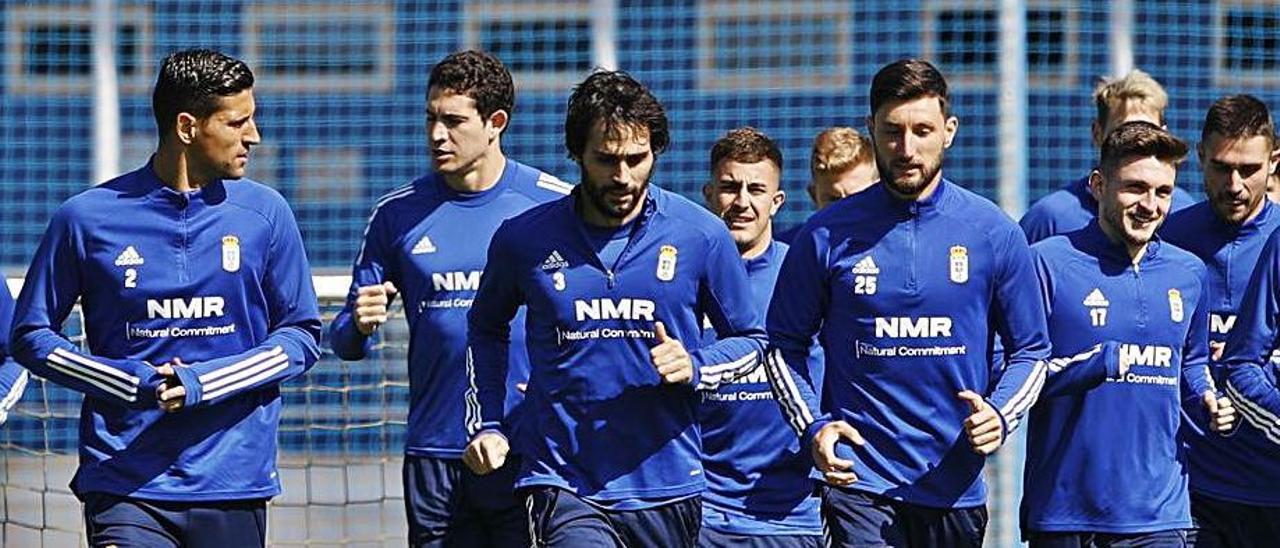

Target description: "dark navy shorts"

left=402, top=454, right=528, bottom=547
left=1027, top=529, right=1188, bottom=547
left=525, top=486, right=701, bottom=547
left=698, top=526, right=822, bottom=548
left=82, top=492, right=266, bottom=548
left=821, top=486, right=987, bottom=547
left=1188, top=491, right=1280, bottom=547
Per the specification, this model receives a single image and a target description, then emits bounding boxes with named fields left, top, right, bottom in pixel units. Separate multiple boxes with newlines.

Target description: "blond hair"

left=1094, top=69, right=1168, bottom=127
left=811, top=127, right=873, bottom=176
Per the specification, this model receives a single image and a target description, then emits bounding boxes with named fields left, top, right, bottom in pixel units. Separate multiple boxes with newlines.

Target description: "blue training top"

left=329, top=159, right=570, bottom=458
left=1022, top=222, right=1211, bottom=535
left=11, top=161, right=321, bottom=501
left=467, top=184, right=767, bottom=508
left=767, top=179, right=1051, bottom=509
left=700, top=240, right=821, bottom=537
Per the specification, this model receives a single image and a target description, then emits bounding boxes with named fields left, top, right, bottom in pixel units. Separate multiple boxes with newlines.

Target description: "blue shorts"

left=525, top=486, right=701, bottom=547
left=402, top=454, right=528, bottom=548
left=82, top=492, right=266, bottom=548
left=1188, top=491, right=1280, bottom=547
left=821, top=486, right=986, bottom=547
left=1027, top=529, right=1188, bottom=547
left=698, top=526, right=822, bottom=548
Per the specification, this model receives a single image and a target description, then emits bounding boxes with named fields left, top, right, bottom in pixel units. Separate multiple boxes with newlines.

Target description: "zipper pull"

left=606, top=269, right=615, bottom=288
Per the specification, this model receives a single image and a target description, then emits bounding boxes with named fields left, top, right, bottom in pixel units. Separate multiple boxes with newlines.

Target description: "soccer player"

left=807, top=127, right=879, bottom=211
left=1021, top=120, right=1229, bottom=546
left=776, top=127, right=877, bottom=244
left=0, top=284, right=30, bottom=425
left=698, top=127, right=821, bottom=547
left=1161, top=95, right=1280, bottom=548
left=464, top=70, right=766, bottom=547
left=10, top=49, right=320, bottom=547
left=328, top=50, right=569, bottom=547
left=1020, top=69, right=1196, bottom=244
left=765, top=59, right=1051, bottom=547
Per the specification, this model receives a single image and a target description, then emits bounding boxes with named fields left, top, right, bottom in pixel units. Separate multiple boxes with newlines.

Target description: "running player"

left=465, top=70, right=766, bottom=547
left=10, top=49, right=320, bottom=547
left=766, top=58, right=1051, bottom=547
left=698, top=127, right=821, bottom=547
left=329, top=50, right=569, bottom=547
left=1162, top=95, right=1280, bottom=548
left=1022, top=120, right=1229, bottom=546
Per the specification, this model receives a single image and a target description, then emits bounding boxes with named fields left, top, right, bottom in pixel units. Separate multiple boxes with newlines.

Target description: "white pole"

left=91, top=0, right=121, bottom=185
left=1110, top=0, right=1135, bottom=78
left=591, top=0, right=618, bottom=70
left=994, top=3, right=1027, bottom=540
left=998, top=0, right=1027, bottom=219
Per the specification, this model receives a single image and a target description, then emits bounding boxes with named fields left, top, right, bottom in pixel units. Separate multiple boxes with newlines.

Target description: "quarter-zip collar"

left=568, top=184, right=662, bottom=288
left=142, top=157, right=227, bottom=211
left=1075, top=219, right=1161, bottom=268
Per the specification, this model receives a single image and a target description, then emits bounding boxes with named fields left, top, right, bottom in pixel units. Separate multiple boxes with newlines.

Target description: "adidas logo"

left=541, top=250, right=569, bottom=271
left=1083, top=288, right=1109, bottom=307
left=851, top=256, right=879, bottom=275
left=411, top=235, right=437, bottom=255
left=115, top=246, right=144, bottom=266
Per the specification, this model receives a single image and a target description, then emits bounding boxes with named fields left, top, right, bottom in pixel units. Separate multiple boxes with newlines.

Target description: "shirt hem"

left=515, top=477, right=704, bottom=505
left=78, top=486, right=280, bottom=502
left=1190, top=486, right=1280, bottom=508
left=833, top=482, right=986, bottom=509
left=1025, top=519, right=1192, bottom=535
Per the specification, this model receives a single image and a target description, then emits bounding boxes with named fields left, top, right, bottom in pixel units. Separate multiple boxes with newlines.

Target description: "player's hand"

left=1209, top=341, right=1225, bottom=362
left=812, top=421, right=864, bottom=487
left=959, top=390, right=1004, bottom=455
left=156, top=358, right=187, bottom=413
left=463, top=431, right=509, bottom=475
left=1204, top=391, right=1236, bottom=433
left=650, top=322, right=693, bottom=384
left=355, top=281, right=398, bottom=336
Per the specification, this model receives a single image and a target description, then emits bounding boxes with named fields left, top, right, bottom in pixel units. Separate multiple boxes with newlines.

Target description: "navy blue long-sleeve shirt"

left=766, top=179, right=1051, bottom=508
left=1023, top=223, right=1210, bottom=535
left=10, top=162, right=320, bottom=500
left=467, top=185, right=766, bottom=507
left=329, top=160, right=569, bottom=458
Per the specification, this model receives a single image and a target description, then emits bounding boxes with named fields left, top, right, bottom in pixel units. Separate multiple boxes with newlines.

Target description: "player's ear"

left=943, top=115, right=959, bottom=149
left=1091, top=120, right=1104, bottom=149
left=701, top=180, right=715, bottom=205
left=176, top=112, right=198, bottom=145
left=487, top=109, right=509, bottom=138
left=770, top=189, right=786, bottom=216
left=1088, top=169, right=1106, bottom=200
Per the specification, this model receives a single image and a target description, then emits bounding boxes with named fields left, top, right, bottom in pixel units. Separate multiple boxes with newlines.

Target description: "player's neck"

left=151, top=147, right=208, bottom=193
left=1098, top=219, right=1148, bottom=265
left=738, top=230, right=772, bottom=260
left=442, top=149, right=506, bottom=193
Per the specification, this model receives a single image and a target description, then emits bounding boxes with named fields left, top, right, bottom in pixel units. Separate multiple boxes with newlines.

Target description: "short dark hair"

left=565, top=70, right=669, bottom=159
left=1201, top=94, right=1275, bottom=148
left=1099, top=120, right=1188, bottom=175
left=153, top=49, right=254, bottom=140
left=869, top=58, right=950, bottom=118
left=710, top=127, right=782, bottom=172
left=428, top=50, right=515, bottom=123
